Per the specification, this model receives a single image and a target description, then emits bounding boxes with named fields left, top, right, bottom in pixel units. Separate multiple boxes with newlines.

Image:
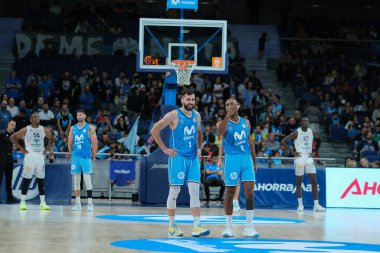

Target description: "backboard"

left=138, top=18, right=228, bottom=74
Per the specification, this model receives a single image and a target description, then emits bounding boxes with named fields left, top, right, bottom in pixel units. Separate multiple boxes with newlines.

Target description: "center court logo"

left=96, top=215, right=304, bottom=224
left=12, top=166, right=38, bottom=200
left=111, top=238, right=380, bottom=252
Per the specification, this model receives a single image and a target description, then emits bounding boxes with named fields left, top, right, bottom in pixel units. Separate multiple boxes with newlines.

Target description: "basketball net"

left=171, top=60, right=196, bottom=86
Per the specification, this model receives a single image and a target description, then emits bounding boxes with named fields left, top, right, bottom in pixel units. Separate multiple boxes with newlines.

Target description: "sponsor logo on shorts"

left=177, top=172, right=185, bottom=180
left=230, top=172, right=238, bottom=180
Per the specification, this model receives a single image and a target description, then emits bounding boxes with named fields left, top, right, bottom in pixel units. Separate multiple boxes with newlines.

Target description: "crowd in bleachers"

left=277, top=16, right=380, bottom=167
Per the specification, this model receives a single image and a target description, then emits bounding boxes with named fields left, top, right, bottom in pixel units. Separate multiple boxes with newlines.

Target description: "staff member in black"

left=0, top=120, right=18, bottom=203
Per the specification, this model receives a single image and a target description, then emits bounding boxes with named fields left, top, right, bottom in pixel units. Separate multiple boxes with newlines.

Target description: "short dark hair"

left=180, top=88, right=194, bottom=97
left=76, top=109, right=86, bottom=115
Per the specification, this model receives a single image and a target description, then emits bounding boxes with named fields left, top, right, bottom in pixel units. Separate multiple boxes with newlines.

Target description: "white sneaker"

left=222, top=225, right=233, bottom=237
left=297, top=205, right=304, bottom=212
left=242, top=225, right=260, bottom=238
left=87, top=203, right=94, bottom=212
left=71, top=203, right=82, bottom=211
left=313, top=204, right=325, bottom=212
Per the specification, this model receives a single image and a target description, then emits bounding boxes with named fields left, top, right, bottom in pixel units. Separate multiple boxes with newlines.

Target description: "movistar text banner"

left=326, top=167, right=380, bottom=208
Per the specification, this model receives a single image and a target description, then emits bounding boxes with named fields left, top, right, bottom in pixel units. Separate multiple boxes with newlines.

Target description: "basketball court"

left=0, top=201, right=379, bottom=252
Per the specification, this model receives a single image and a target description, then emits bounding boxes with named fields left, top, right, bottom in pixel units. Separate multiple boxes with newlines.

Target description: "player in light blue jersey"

left=68, top=109, right=98, bottom=212
left=151, top=88, right=210, bottom=238
left=217, top=98, right=259, bottom=238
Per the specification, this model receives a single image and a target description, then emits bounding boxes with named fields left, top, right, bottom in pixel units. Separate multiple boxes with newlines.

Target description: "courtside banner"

left=239, top=168, right=326, bottom=209
left=0, top=163, right=71, bottom=204
left=110, top=160, right=136, bottom=186
left=326, top=167, right=380, bottom=208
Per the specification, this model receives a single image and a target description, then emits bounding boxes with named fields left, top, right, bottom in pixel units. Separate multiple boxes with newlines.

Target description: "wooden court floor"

left=0, top=200, right=379, bottom=253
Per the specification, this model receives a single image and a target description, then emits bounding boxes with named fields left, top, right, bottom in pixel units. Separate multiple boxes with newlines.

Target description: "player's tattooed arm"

left=89, top=126, right=98, bottom=160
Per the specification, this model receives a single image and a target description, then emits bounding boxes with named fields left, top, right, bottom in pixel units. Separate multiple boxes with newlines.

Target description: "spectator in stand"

left=6, top=98, right=19, bottom=118
left=38, top=103, right=55, bottom=127
left=103, top=78, right=116, bottom=113
left=272, top=94, right=285, bottom=118
left=203, top=156, right=225, bottom=206
left=80, top=84, right=95, bottom=114
left=114, top=115, right=129, bottom=136
left=212, top=76, right=224, bottom=98
left=259, top=105, right=274, bottom=123
left=58, top=71, right=74, bottom=101
left=252, top=88, right=269, bottom=123
left=24, top=79, right=39, bottom=108
left=373, top=125, right=380, bottom=147
left=258, top=32, right=267, bottom=60
left=13, top=109, right=29, bottom=132
left=201, top=87, right=213, bottom=105
left=56, top=104, right=74, bottom=138
left=49, top=0, right=62, bottom=16
left=265, top=133, right=281, bottom=154
left=203, top=125, right=215, bottom=146
left=18, top=100, right=30, bottom=118
left=127, top=87, right=144, bottom=122
left=357, top=131, right=378, bottom=156
left=372, top=161, right=380, bottom=168
left=114, top=87, right=128, bottom=115
left=50, top=99, right=61, bottom=116
left=5, top=70, right=22, bottom=101
left=303, top=102, right=321, bottom=133
left=252, top=126, right=264, bottom=151
left=97, top=114, right=113, bottom=136
left=359, top=157, right=370, bottom=168
left=372, top=104, right=380, bottom=123
left=38, top=74, right=54, bottom=100
left=0, top=100, right=11, bottom=130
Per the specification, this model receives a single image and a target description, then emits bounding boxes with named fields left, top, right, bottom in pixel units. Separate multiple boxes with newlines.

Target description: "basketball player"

left=10, top=112, right=54, bottom=210
left=151, top=88, right=210, bottom=237
left=281, top=117, right=325, bottom=212
left=68, top=109, right=98, bottom=212
left=217, top=98, right=259, bottom=238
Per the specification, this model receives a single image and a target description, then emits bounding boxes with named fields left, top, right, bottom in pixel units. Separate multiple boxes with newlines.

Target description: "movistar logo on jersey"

left=75, top=134, right=84, bottom=142
left=234, top=130, right=246, bottom=141
left=111, top=238, right=380, bottom=252
left=184, top=125, right=195, bottom=141
left=233, top=130, right=246, bottom=146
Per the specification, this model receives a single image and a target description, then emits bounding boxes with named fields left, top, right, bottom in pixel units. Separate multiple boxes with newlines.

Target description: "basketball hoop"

left=171, top=60, right=196, bottom=86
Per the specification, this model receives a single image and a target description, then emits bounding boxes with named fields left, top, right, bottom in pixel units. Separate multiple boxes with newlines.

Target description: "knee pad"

left=83, top=174, right=93, bottom=190
left=188, top=182, right=200, bottom=208
left=167, top=185, right=181, bottom=209
left=73, top=174, right=81, bottom=191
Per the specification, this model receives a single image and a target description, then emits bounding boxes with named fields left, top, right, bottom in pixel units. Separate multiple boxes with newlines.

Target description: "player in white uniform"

left=281, top=117, right=325, bottom=212
left=11, top=112, right=54, bottom=211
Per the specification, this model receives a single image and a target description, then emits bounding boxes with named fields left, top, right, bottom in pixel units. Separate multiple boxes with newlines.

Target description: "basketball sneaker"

left=168, top=224, right=183, bottom=237
left=222, top=225, right=233, bottom=237
left=71, top=203, right=82, bottom=211
left=242, top=224, right=260, bottom=238
left=39, top=202, right=50, bottom=211
left=297, top=204, right=304, bottom=212
left=87, top=203, right=94, bottom=212
left=313, top=204, right=325, bottom=212
left=192, top=224, right=210, bottom=237
left=233, top=200, right=241, bottom=214
left=19, top=201, right=27, bottom=211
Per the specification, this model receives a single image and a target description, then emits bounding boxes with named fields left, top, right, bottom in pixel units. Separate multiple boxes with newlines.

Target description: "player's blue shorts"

left=71, top=156, right=93, bottom=174
left=224, top=153, right=255, bottom=186
left=168, top=154, right=200, bottom=185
